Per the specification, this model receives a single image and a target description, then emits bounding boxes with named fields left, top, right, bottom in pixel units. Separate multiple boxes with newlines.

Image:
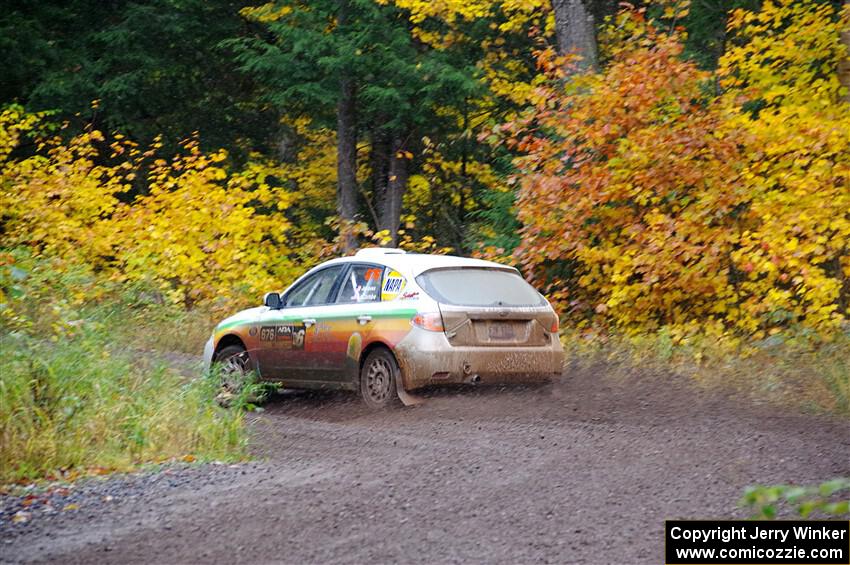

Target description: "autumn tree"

left=679, top=0, right=760, bottom=69
left=507, top=0, right=850, bottom=338
left=0, top=107, right=305, bottom=307
left=230, top=0, right=482, bottom=248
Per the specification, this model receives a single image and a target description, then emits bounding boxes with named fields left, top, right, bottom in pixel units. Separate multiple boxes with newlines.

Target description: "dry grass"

left=560, top=329, right=850, bottom=416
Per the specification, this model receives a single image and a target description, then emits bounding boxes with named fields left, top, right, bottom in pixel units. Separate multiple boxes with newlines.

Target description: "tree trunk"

left=336, top=0, right=358, bottom=252
left=839, top=1, right=850, bottom=104
left=336, top=77, right=358, bottom=251
left=370, top=125, right=391, bottom=223
left=551, top=0, right=598, bottom=72
left=378, top=135, right=409, bottom=247
left=458, top=102, right=468, bottom=233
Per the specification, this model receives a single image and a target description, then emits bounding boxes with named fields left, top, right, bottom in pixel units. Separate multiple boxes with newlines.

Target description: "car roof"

left=314, top=248, right=518, bottom=279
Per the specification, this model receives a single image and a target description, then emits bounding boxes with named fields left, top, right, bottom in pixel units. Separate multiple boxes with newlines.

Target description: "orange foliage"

left=506, top=0, right=850, bottom=339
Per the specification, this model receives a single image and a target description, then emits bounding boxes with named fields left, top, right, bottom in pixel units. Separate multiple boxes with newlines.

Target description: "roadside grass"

left=560, top=329, right=850, bottom=416
left=0, top=252, right=247, bottom=484
left=741, top=479, right=850, bottom=519
left=90, top=300, right=219, bottom=356
left=0, top=330, right=245, bottom=483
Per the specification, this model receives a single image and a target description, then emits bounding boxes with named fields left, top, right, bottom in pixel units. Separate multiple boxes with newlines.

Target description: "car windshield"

left=416, top=268, right=545, bottom=307
left=284, top=266, right=343, bottom=307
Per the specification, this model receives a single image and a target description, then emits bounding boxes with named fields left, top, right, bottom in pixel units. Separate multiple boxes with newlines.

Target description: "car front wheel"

left=359, top=348, right=401, bottom=409
left=213, top=344, right=256, bottom=404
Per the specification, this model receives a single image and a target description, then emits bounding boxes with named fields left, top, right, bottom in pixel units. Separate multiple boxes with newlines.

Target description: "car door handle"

left=302, top=318, right=317, bottom=328
left=357, top=315, right=372, bottom=325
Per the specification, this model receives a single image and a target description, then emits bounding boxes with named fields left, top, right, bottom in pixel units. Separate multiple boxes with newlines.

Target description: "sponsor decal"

left=312, top=321, right=332, bottom=340
left=364, top=267, right=382, bottom=281
left=259, top=324, right=306, bottom=350
left=381, top=269, right=407, bottom=301
left=400, top=291, right=419, bottom=300
left=259, top=326, right=276, bottom=341
left=346, top=333, right=362, bottom=360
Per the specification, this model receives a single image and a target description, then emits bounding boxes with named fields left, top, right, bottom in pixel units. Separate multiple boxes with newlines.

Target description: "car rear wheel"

left=359, top=348, right=401, bottom=409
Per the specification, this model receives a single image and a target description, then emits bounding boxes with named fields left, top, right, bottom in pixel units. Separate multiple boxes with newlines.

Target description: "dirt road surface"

left=2, top=363, right=849, bottom=564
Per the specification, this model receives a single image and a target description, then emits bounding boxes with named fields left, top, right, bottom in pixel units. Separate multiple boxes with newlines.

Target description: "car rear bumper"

left=393, top=327, right=565, bottom=390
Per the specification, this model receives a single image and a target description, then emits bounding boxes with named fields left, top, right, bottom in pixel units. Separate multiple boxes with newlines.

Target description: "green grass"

left=741, top=478, right=850, bottom=519
left=83, top=291, right=220, bottom=355
left=0, top=251, right=247, bottom=484
left=0, top=328, right=245, bottom=483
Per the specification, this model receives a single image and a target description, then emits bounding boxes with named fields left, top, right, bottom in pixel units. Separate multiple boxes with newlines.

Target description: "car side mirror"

left=263, top=292, right=282, bottom=310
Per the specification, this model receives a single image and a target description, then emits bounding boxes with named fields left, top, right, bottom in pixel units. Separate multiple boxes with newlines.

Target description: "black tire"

left=359, top=348, right=401, bottom=409
left=212, top=344, right=256, bottom=404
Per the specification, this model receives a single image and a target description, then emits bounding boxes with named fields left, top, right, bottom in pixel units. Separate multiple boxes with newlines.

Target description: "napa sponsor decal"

left=381, top=269, right=406, bottom=301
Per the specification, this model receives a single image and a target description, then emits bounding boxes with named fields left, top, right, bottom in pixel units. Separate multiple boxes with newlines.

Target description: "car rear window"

left=415, top=268, right=545, bottom=307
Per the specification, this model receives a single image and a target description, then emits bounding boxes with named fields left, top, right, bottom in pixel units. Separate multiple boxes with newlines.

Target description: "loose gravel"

left=1, top=363, right=848, bottom=564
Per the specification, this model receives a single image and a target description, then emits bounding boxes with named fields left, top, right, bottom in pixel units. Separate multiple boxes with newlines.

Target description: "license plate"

left=488, top=322, right=516, bottom=340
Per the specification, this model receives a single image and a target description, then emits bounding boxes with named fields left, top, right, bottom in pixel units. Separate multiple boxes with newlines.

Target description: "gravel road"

left=2, top=362, right=848, bottom=564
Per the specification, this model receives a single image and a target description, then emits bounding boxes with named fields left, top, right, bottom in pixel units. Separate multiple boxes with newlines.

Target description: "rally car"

left=203, top=248, right=565, bottom=408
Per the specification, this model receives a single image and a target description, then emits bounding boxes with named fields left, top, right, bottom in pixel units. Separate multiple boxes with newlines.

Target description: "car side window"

left=284, top=266, right=344, bottom=307
left=336, top=265, right=383, bottom=304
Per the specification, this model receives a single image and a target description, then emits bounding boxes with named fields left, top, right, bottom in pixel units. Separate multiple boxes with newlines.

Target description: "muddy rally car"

left=204, top=248, right=565, bottom=407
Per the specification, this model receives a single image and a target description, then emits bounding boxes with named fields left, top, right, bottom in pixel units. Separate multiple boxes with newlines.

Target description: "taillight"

left=411, top=312, right=444, bottom=332
left=550, top=312, right=559, bottom=333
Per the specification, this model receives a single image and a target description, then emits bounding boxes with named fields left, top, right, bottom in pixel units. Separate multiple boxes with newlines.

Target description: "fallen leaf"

left=62, top=503, right=79, bottom=511
left=12, top=511, right=30, bottom=523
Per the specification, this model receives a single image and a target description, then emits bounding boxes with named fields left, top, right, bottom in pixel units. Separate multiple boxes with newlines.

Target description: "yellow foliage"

left=238, top=2, right=293, bottom=23
left=386, top=0, right=552, bottom=39
left=719, top=0, right=850, bottom=335
left=0, top=109, right=311, bottom=309
left=108, top=141, right=300, bottom=305
left=381, top=0, right=551, bottom=109
left=244, top=118, right=339, bottom=253
left=0, top=111, right=130, bottom=266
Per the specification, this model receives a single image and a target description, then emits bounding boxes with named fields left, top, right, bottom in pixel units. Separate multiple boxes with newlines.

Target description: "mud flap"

left=395, top=375, right=425, bottom=407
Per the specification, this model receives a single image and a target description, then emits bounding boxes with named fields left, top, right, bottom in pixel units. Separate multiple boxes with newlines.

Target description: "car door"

left=294, top=263, right=385, bottom=384
left=255, top=265, right=345, bottom=382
